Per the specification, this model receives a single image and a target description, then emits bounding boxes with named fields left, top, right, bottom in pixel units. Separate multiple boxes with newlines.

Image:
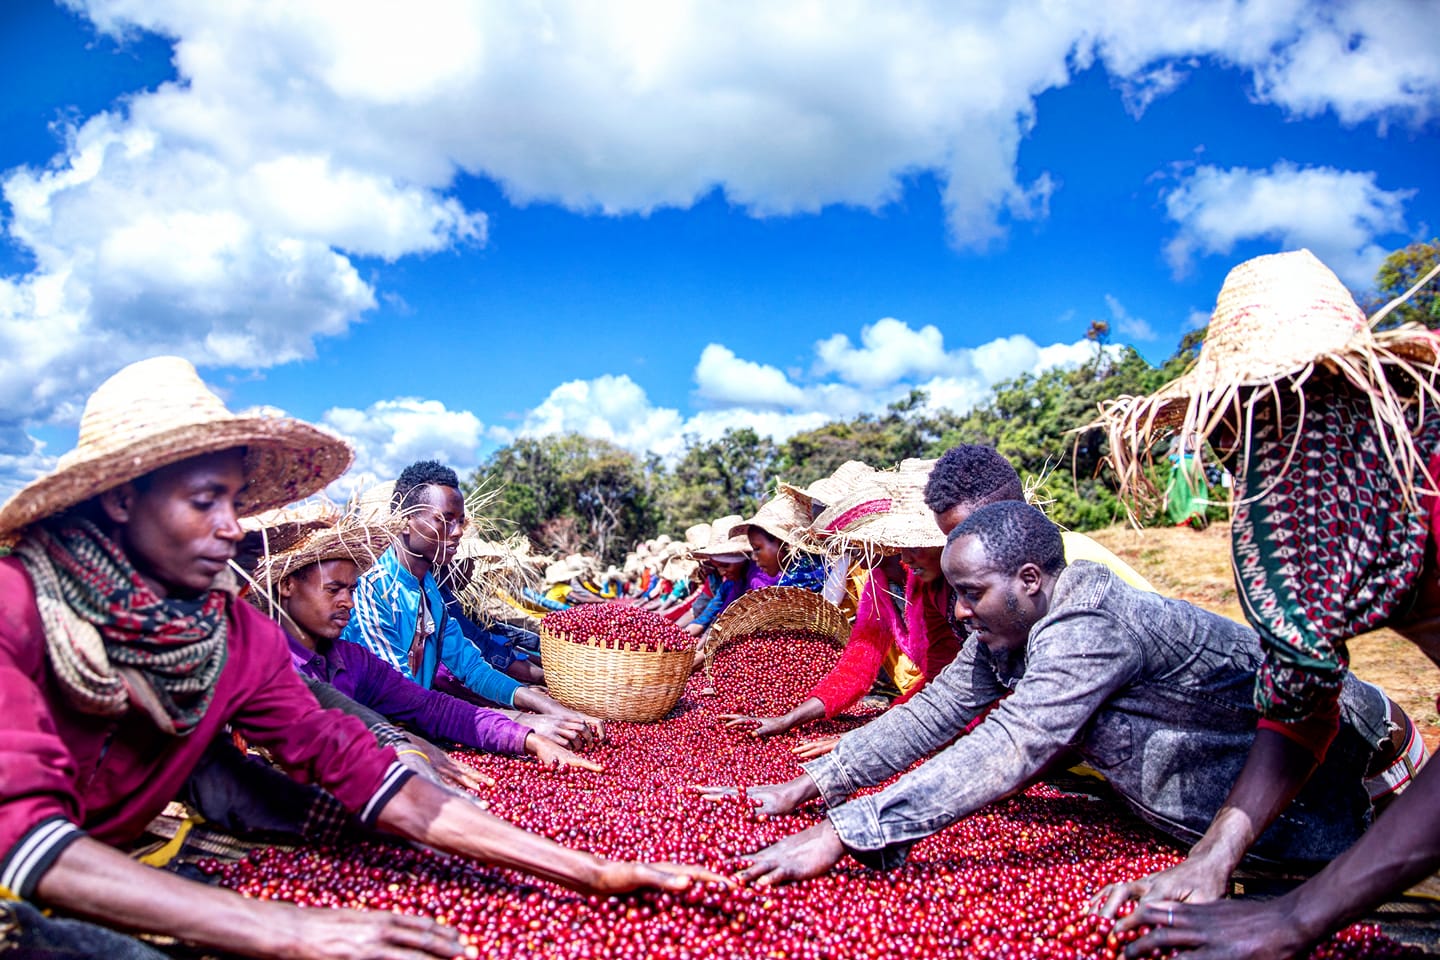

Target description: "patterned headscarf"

left=14, top=516, right=233, bottom=736
left=1234, top=375, right=1439, bottom=721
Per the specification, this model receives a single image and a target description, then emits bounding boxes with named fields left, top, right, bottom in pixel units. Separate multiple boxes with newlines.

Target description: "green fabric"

left=1164, top=455, right=1209, bottom=526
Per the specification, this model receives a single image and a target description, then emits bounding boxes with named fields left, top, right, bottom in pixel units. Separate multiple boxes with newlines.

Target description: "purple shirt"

left=287, top=633, right=530, bottom=756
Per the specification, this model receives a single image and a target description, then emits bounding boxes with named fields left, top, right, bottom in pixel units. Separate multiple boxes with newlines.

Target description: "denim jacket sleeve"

left=803, top=635, right=1007, bottom=798
left=816, top=606, right=1143, bottom=869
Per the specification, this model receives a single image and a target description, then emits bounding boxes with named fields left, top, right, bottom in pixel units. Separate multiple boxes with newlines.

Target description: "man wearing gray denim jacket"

left=714, top=500, right=1399, bottom=885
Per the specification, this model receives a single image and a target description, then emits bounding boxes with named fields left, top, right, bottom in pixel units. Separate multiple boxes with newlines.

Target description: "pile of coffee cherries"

left=208, top=629, right=1423, bottom=959
left=543, top=603, right=693, bottom=652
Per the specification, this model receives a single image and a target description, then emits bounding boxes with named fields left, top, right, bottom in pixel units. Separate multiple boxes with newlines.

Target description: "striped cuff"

left=358, top=761, right=414, bottom=828
left=371, top=721, right=410, bottom=749
left=1, top=817, right=84, bottom=899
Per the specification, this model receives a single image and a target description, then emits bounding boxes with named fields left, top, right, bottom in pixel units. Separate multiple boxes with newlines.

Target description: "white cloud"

left=1161, top=162, right=1414, bottom=285
left=693, top=344, right=808, bottom=409
left=1103, top=294, right=1157, bottom=342
left=2, top=0, right=1434, bottom=491
left=509, top=323, right=1098, bottom=461
left=518, top=374, right=689, bottom=458
left=1089, top=0, right=1439, bottom=126
left=320, top=397, right=487, bottom=496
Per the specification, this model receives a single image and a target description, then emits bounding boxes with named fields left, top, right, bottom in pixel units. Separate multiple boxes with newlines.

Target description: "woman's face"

left=899, top=545, right=945, bottom=584
left=747, top=528, right=783, bottom=576
left=715, top=557, right=749, bottom=581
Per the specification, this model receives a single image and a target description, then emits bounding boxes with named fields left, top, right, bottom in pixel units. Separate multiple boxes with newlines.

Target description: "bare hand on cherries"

left=736, top=821, right=847, bottom=887
left=1090, top=853, right=1230, bottom=921
left=690, top=781, right=803, bottom=817
left=718, top=713, right=793, bottom=738
left=791, top=735, right=841, bottom=759
left=526, top=732, right=604, bottom=773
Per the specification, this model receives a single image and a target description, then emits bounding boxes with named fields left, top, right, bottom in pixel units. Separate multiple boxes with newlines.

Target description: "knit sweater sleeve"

left=808, top=614, right=892, bottom=717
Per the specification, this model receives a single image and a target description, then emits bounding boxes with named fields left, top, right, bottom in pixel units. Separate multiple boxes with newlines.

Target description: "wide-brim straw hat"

left=352, top=480, right=397, bottom=522
left=252, top=503, right=396, bottom=590
left=731, top=495, right=811, bottom=550
left=842, top=466, right=945, bottom=551
left=778, top=460, right=877, bottom=514
left=683, top=522, right=711, bottom=552
left=241, top=505, right=334, bottom=556
left=804, top=479, right=893, bottom=554
left=0, top=356, right=353, bottom=538
left=545, top=558, right=582, bottom=585
left=692, top=513, right=749, bottom=562
left=1097, top=249, right=1440, bottom=508
left=660, top=556, right=699, bottom=582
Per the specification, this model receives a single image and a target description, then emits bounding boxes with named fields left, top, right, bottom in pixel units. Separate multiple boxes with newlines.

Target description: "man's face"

left=747, top=528, right=782, bottom=577
left=402, top=484, right=466, bottom=567
left=107, top=450, right=246, bottom=598
left=280, top=559, right=360, bottom=642
left=899, top=545, right=945, bottom=584
left=941, top=534, right=1036, bottom=655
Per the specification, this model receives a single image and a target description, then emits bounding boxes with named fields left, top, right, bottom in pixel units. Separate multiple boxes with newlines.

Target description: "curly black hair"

left=947, top=500, right=1065, bottom=577
left=923, top=444, right=1025, bottom=514
left=392, top=459, right=460, bottom=512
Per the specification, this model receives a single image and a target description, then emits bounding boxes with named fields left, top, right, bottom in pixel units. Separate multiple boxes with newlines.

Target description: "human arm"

left=376, top=776, right=722, bottom=895
left=302, top=674, right=488, bottom=791
left=511, top=685, right=606, bottom=743
left=694, top=642, right=1003, bottom=818
left=809, top=614, right=1139, bottom=871
left=344, top=642, right=533, bottom=756
left=1093, top=726, right=1321, bottom=918
left=719, top=697, right=826, bottom=739
left=1122, top=757, right=1440, bottom=960
left=35, top=837, right=465, bottom=960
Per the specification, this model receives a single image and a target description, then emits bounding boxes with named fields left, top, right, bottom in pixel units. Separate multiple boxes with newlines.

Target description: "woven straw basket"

left=538, top=627, right=695, bottom=722
left=703, top=586, right=851, bottom=661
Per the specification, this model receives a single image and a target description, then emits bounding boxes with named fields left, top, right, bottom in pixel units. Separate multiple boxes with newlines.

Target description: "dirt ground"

left=1087, top=520, right=1440, bottom=754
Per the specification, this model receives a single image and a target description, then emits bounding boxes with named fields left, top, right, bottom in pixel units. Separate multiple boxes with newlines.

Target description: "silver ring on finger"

left=1166, top=907, right=1174, bottom=927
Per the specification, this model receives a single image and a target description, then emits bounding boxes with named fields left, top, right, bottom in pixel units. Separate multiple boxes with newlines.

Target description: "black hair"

left=392, top=460, right=460, bottom=512
left=924, top=444, right=1025, bottom=514
left=948, top=500, right=1065, bottom=577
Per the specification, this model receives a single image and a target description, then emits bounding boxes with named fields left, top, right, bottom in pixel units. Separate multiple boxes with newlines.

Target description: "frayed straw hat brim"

left=0, top=356, right=353, bottom=538
left=0, top=418, right=352, bottom=537
left=254, top=521, right=396, bottom=586
left=1096, top=249, right=1440, bottom=510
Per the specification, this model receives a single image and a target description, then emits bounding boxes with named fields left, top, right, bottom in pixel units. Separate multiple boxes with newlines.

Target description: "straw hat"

left=241, top=505, right=335, bottom=556
left=731, top=495, right=811, bottom=549
left=252, top=503, right=396, bottom=588
left=545, top=556, right=586, bottom=585
left=778, top=460, right=877, bottom=514
left=0, top=356, right=352, bottom=538
left=837, top=467, right=944, bottom=550
left=352, top=480, right=397, bottom=522
left=692, top=513, right=748, bottom=562
left=683, top=522, right=711, bottom=552
left=1098, top=249, right=1440, bottom=506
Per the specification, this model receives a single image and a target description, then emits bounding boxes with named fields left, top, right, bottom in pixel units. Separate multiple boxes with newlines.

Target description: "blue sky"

left=2, top=0, right=1437, bottom=497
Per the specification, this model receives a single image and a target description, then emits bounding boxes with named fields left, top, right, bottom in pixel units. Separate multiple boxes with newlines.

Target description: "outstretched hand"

left=1089, top=855, right=1230, bottom=920
left=594, top=861, right=734, bottom=896
left=690, top=781, right=804, bottom=817
left=791, top=735, right=840, bottom=760
left=1119, top=898, right=1310, bottom=960
left=719, top=713, right=793, bottom=738
left=527, top=733, right=604, bottom=772
left=736, top=821, right=846, bottom=887
left=398, top=736, right=494, bottom=796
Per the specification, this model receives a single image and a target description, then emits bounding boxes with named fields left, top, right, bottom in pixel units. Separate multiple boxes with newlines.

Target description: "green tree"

left=467, top=434, right=659, bottom=564
left=1367, top=239, right=1440, bottom=330
left=658, top=428, right=778, bottom=529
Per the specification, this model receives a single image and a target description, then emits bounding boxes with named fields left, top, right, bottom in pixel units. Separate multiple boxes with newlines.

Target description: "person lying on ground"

left=1092, top=249, right=1440, bottom=959
left=0, top=357, right=721, bottom=960
left=697, top=500, right=1409, bottom=892
left=344, top=459, right=603, bottom=745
